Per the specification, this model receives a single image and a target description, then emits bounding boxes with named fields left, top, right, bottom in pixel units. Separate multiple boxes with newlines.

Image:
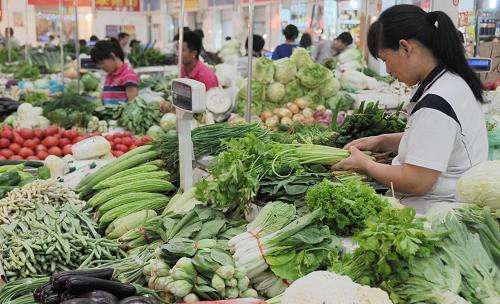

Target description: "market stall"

left=0, top=0, right=498, bottom=303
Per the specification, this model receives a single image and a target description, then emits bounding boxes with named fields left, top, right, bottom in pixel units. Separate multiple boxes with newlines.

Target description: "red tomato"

left=62, top=145, right=73, bottom=156
left=13, top=134, right=24, bottom=146
left=113, top=137, right=123, bottom=144
left=32, top=138, right=40, bottom=145
left=67, top=130, right=79, bottom=139
left=0, top=138, right=10, bottom=148
left=133, top=139, right=143, bottom=146
left=23, top=139, right=37, bottom=150
left=121, top=137, right=133, bottom=147
left=2, top=124, right=12, bottom=131
left=35, top=144, right=48, bottom=152
left=33, top=129, right=43, bottom=139
left=0, top=156, right=5, bottom=160
left=104, top=135, right=114, bottom=142
left=1, top=129, right=14, bottom=140
left=19, top=128, right=34, bottom=140
left=72, top=136, right=85, bottom=144
left=47, top=146, right=62, bottom=157
left=42, top=136, right=59, bottom=148
left=18, top=148, right=35, bottom=159
left=59, top=138, right=71, bottom=147
left=115, top=144, right=128, bottom=152
left=112, top=150, right=125, bottom=157
left=0, top=149, right=14, bottom=158
left=123, top=131, right=132, bottom=137
left=45, top=125, right=59, bottom=136
left=8, top=143, right=21, bottom=154
left=128, top=144, right=138, bottom=150
left=52, top=133, right=61, bottom=140
left=62, top=130, right=71, bottom=139
left=26, top=156, right=39, bottom=160
left=36, top=150, right=49, bottom=160
left=9, top=155, right=23, bottom=160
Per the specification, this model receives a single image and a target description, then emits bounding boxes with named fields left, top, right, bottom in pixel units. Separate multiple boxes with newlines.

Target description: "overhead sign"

left=167, top=0, right=198, bottom=12
left=95, top=0, right=140, bottom=11
left=28, top=0, right=92, bottom=6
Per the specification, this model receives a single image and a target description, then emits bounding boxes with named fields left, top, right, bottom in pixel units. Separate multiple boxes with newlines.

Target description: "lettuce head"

left=319, top=77, right=340, bottom=98
left=291, top=47, right=314, bottom=69
left=283, top=80, right=305, bottom=103
left=297, top=63, right=333, bottom=89
left=274, top=59, right=297, bottom=84
left=266, top=82, right=285, bottom=103
left=252, top=57, right=275, bottom=84
left=237, top=80, right=266, bottom=103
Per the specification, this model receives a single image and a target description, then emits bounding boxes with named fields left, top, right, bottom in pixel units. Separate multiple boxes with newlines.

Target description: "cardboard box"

left=478, top=40, right=500, bottom=83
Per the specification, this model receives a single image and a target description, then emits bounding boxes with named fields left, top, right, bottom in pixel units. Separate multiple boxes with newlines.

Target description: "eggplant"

left=64, top=276, right=136, bottom=300
left=60, top=299, right=98, bottom=304
left=79, top=290, right=118, bottom=304
left=33, top=282, right=60, bottom=304
left=33, top=282, right=53, bottom=301
left=117, top=296, right=159, bottom=304
left=51, top=268, right=114, bottom=291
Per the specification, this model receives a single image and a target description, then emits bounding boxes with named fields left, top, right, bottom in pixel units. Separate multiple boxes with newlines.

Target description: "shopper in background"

left=312, top=32, right=353, bottom=64
left=130, top=39, right=140, bottom=49
left=180, top=31, right=219, bottom=91
left=335, top=4, right=487, bottom=214
left=299, top=33, right=313, bottom=51
left=238, top=34, right=266, bottom=78
left=2, top=28, right=20, bottom=49
left=118, top=32, right=131, bottom=56
left=91, top=40, right=139, bottom=106
left=45, top=35, right=58, bottom=50
left=272, top=24, right=299, bottom=60
left=89, top=35, right=99, bottom=46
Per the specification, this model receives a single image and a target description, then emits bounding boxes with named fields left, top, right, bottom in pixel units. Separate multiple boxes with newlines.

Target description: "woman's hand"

left=344, top=136, right=382, bottom=151
left=334, top=146, right=373, bottom=172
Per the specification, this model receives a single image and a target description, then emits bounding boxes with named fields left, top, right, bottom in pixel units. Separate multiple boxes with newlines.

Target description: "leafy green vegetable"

left=119, top=97, right=162, bottom=135
left=306, top=179, right=389, bottom=235
left=129, top=45, right=168, bottom=67
left=274, top=59, right=297, bottom=84
left=253, top=57, right=275, bottom=84
left=323, top=57, right=339, bottom=70
left=81, top=73, right=100, bottom=92
left=14, top=62, right=41, bottom=80
left=296, top=63, right=333, bottom=89
left=282, top=79, right=306, bottom=104
left=267, top=82, right=285, bottom=103
left=319, top=77, right=340, bottom=98
left=42, top=92, right=96, bottom=128
left=326, top=91, right=355, bottom=112
left=290, top=47, right=314, bottom=69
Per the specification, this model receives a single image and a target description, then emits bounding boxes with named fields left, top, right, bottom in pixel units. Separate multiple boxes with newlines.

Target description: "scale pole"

left=6, top=0, right=11, bottom=63
left=74, top=0, right=81, bottom=93
left=178, top=0, right=185, bottom=73
left=59, top=0, right=65, bottom=85
left=24, top=0, right=30, bottom=62
left=245, top=0, right=254, bottom=123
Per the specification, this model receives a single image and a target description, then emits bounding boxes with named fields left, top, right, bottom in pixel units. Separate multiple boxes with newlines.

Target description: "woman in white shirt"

left=335, top=5, right=488, bottom=214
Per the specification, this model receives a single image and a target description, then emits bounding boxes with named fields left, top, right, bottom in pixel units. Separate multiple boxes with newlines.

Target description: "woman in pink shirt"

left=180, top=31, right=219, bottom=91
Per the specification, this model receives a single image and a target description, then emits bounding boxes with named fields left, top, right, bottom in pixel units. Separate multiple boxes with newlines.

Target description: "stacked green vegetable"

left=0, top=164, right=49, bottom=200
left=43, top=92, right=96, bottom=129
left=13, top=62, right=41, bottom=80
left=0, top=183, right=126, bottom=280
left=129, top=46, right=168, bottom=68
left=119, top=97, right=163, bottom=135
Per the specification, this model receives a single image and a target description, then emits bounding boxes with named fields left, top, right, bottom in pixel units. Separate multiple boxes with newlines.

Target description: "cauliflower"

left=357, top=284, right=392, bottom=304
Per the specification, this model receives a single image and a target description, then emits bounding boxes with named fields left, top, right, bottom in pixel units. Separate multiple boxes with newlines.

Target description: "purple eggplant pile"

left=33, top=269, right=158, bottom=304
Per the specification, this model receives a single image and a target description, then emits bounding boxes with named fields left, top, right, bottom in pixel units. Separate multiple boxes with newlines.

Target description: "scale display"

left=172, top=81, right=193, bottom=111
left=467, top=58, right=492, bottom=72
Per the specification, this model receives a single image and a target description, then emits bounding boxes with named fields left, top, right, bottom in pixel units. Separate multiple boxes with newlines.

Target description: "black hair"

left=368, top=5, right=483, bottom=102
left=130, top=39, right=140, bottom=48
left=225, top=36, right=232, bottom=41
left=245, top=34, right=265, bottom=54
left=49, top=35, right=55, bottom=40
left=193, top=29, right=204, bottom=39
left=457, top=30, right=465, bottom=44
left=90, top=39, right=125, bottom=63
left=299, top=33, right=312, bottom=48
left=336, top=32, right=353, bottom=45
left=183, top=31, right=202, bottom=59
left=282, top=24, right=299, bottom=41
left=90, top=35, right=98, bottom=41
left=5, top=27, right=13, bottom=36
left=173, top=27, right=192, bottom=42
left=79, top=39, right=86, bottom=47
left=118, top=32, right=130, bottom=40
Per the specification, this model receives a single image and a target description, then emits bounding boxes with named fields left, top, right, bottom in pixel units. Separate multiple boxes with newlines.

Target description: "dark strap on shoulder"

left=410, top=94, right=462, bottom=131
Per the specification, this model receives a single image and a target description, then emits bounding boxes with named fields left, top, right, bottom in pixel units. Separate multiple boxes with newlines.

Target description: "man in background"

left=118, top=32, right=131, bottom=56
left=312, top=32, right=353, bottom=64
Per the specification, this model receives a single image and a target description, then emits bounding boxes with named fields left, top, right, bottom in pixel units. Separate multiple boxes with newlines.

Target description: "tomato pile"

left=0, top=125, right=151, bottom=161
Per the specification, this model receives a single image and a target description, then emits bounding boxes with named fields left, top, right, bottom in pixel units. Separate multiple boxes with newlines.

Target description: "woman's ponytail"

left=368, top=5, right=485, bottom=103
left=427, top=11, right=484, bottom=103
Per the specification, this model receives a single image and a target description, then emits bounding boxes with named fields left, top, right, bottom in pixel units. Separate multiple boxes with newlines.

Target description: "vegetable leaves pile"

left=43, top=92, right=96, bottom=128
left=306, top=179, right=389, bottom=235
left=119, top=97, right=162, bottom=135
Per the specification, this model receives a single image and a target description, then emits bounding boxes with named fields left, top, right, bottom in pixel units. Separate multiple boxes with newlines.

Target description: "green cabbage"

left=274, top=60, right=297, bottom=84
left=338, top=48, right=363, bottom=64
left=267, top=82, right=285, bottom=103
left=456, top=160, right=500, bottom=209
left=305, top=89, right=324, bottom=106
left=160, top=113, right=177, bottom=132
left=326, top=91, right=355, bottom=111
left=238, top=80, right=266, bottom=103
left=319, top=77, right=340, bottom=98
left=81, top=74, right=100, bottom=92
left=282, top=80, right=305, bottom=103
left=290, top=47, right=314, bottom=69
left=253, top=57, right=275, bottom=84
left=297, top=63, right=333, bottom=89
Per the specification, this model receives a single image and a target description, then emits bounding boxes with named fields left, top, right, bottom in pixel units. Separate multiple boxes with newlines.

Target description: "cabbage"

left=274, top=59, right=297, bottom=84
left=297, top=63, right=333, bottom=89
left=291, top=47, right=314, bottom=69
left=319, top=77, right=340, bottom=98
left=282, top=80, right=305, bottom=103
left=267, top=82, right=285, bottom=103
left=215, top=63, right=236, bottom=88
left=340, top=70, right=368, bottom=90
left=456, top=161, right=500, bottom=209
left=304, top=89, right=324, bottom=106
left=326, top=91, right=355, bottom=111
left=81, top=74, right=100, bottom=92
left=147, top=125, right=164, bottom=140
left=160, top=113, right=177, bottom=132
left=338, top=48, right=363, bottom=64
left=206, top=87, right=232, bottom=114
left=237, top=80, right=266, bottom=102
left=339, top=60, right=364, bottom=71
left=252, top=57, right=275, bottom=84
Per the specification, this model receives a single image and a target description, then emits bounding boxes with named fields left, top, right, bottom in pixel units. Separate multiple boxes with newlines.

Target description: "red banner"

left=28, top=0, right=92, bottom=7
left=95, top=0, right=140, bottom=11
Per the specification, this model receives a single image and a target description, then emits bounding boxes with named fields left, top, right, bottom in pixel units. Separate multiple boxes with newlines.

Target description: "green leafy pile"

left=14, top=62, right=40, bottom=80
left=333, top=101, right=406, bottom=148
left=119, top=97, right=162, bottom=135
left=129, top=46, right=168, bottom=67
left=43, top=92, right=96, bottom=128
left=0, top=48, right=21, bottom=64
left=81, top=73, right=100, bottom=93
left=306, top=179, right=389, bottom=235
left=30, top=51, right=62, bottom=74
left=296, top=63, right=333, bottom=89
left=331, top=208, right=443, bottom=294
left=20, top=91, right=49, bottom=106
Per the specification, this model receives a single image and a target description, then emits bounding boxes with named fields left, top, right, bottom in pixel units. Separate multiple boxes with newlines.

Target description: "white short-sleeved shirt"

left=392, top=66, right=488, bottom=214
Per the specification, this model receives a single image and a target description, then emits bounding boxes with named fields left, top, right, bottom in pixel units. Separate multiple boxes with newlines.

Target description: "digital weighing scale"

left=171, top=78, right=206, bottom=191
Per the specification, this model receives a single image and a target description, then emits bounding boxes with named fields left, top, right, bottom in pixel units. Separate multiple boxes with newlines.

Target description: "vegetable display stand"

left=183, top=299, right=266, bottom=304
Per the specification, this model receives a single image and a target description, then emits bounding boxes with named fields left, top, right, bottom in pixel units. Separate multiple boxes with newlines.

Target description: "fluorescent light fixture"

left=350, top=0, right=359, bottom=9
left=489, top=0, right=496, bottom=9
left=85, top=13, right=93, bottom=22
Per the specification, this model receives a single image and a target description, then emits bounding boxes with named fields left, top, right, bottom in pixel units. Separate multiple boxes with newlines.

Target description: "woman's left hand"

left=333, top=146, right=372, bottom=172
